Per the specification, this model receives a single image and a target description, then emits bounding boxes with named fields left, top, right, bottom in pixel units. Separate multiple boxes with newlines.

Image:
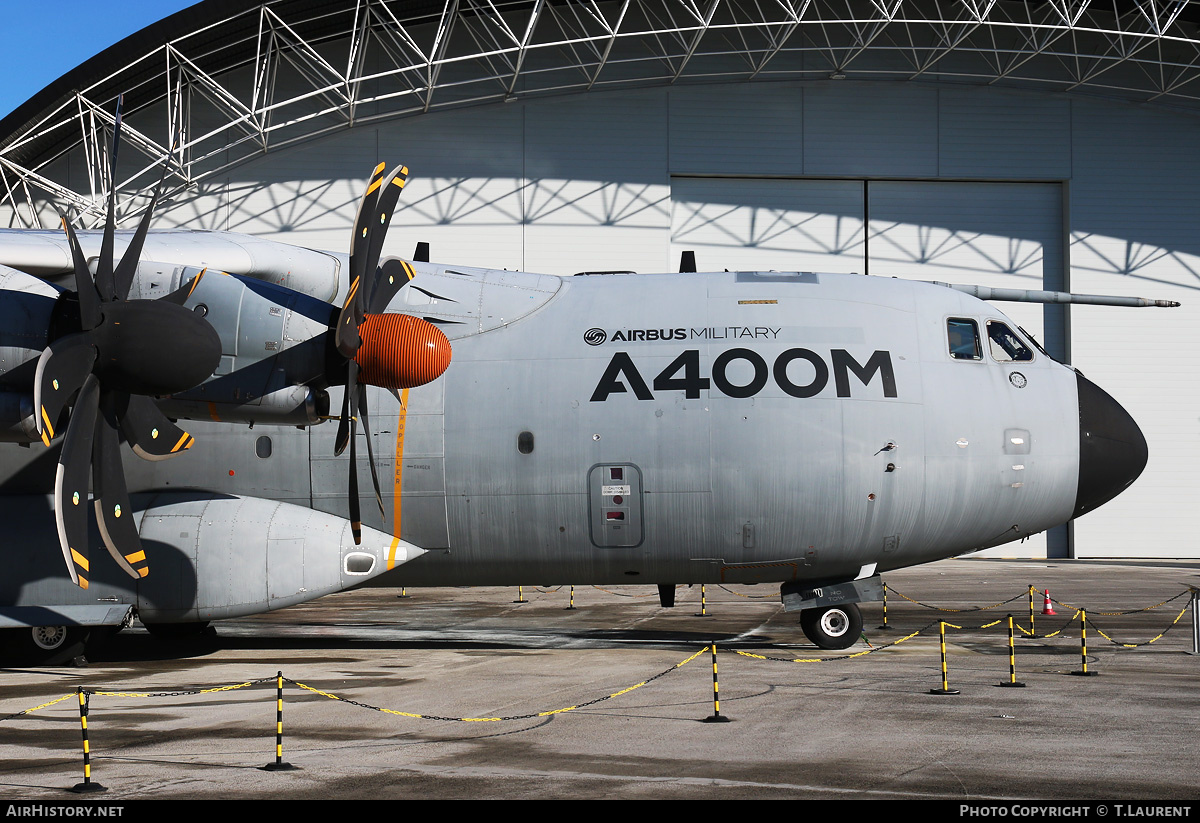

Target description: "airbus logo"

left=585, top=326, right=781, bottom=344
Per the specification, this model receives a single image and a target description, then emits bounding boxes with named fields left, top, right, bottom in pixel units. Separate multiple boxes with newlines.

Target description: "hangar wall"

left=84, top=78, right=1200, bottom=558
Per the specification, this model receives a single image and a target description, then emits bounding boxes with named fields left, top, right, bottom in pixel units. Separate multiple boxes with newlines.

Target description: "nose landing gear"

left=800, top=603, right=863, bottom=650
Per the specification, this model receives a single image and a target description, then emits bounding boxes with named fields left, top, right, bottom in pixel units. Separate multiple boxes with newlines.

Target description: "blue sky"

left=0, top=0, right=198, bottom=120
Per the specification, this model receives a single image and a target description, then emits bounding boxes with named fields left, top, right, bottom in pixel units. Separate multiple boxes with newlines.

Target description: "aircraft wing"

left=0, top=228, right=344, bottom=301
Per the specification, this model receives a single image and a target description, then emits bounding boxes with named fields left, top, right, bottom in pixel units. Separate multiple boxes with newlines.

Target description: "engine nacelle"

left=1, top=230, right=342, bottom=300
left=158, top=384, right=330, bottom=427
left=136, top=267, right=335, bottom=414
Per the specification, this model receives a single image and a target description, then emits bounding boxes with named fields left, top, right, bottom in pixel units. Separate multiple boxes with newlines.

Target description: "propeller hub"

left=93, top=301, right=222, bottom=396
left=353, top=313, right=451, bottom=389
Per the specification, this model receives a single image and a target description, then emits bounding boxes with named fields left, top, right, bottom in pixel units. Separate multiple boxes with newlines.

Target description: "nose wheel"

left=800, top=603, right=863, bottom=650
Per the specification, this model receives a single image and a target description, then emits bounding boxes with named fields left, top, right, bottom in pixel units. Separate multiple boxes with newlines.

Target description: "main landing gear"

left=1, top=625, right=90, bottom=666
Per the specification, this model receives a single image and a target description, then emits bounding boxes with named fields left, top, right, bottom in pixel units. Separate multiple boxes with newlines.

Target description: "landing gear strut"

left=800, top=603, right=862, bottom=650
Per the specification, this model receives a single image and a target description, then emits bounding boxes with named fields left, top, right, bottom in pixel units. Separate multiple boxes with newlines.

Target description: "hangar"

left=1, top=0, right=1196, bottom=559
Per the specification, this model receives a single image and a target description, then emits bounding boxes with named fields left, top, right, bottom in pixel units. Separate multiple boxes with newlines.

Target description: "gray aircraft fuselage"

left=0, top=257, right=1146, bottom=626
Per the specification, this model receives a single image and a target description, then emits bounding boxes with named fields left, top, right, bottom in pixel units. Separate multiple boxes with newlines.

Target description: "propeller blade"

left=95, top=95, right=124, bottom=302
left=53, top=374, right=100, bottom=589
left=117, top=394, right=195, bottom=461
left=335, top=276, right=364, bottom=359
left=93, top=397, right=147, bottom=580
left=158, top=268, right=208, bottom=306
left=357, top=383, right=386, bottom=520
left=54, top=207, right=101, bottom=330
left=343, top=360, right=363, bottom=544
left=33, top=335, right=98, bottom=446
left=368, top=258, right=417, bottom=314
left=360, top=165, right=410, bottom=308
left=112, top=147, right=175, bottom=302
left=348, top=413, right=361, bottom=545
left=333, top=372, right=353, bottom=458
left=336, top=163, right=387, bottom=358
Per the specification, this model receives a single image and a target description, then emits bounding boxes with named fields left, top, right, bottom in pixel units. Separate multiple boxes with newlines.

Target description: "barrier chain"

left=291, top=645, right=709, bottom=723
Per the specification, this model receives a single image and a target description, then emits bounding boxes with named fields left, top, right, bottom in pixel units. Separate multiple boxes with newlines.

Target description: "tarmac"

left=2, top=557, right=1199, bottom=802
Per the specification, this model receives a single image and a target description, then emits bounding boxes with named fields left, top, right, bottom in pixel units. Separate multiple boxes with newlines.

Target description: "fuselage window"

left=986, top=321, right=1034, bottom=362
left=947, top=318, right=981, bottom=361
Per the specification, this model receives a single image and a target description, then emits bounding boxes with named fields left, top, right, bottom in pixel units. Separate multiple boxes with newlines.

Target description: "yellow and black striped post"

left=1191, top=587, right=1199, bottom=656
left=929, top=621, right=961, bottom=695
left=1071, top=609, right=1098, bottom=677
left=1028, top=584, right=1037, bottom=637
left=565, top=585, right=576, bottom=611
left=702, top=643, right=731, bottom=723
left=997, top=614, right=1026, bottom=688
left=876, top=582, right=890, bottom=630
left=70, top=688, right=105, bottom=793
left=514, top=585, right=527, bottom=604
left=694, top=583, right=710, bottom=618
left=262, top=671, right=296, bottom=771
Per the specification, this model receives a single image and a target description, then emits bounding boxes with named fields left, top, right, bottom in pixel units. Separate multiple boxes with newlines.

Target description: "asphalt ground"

left=2, top=557, right=1200, bottom=805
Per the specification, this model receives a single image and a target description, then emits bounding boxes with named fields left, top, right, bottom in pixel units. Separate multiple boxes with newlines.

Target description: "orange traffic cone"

left=1042, top=589, right=1056, bottom=616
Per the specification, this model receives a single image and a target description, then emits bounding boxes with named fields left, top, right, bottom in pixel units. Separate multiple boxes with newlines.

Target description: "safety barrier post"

left=876, top=582, right=889, bottom=630
left=997, top=615, right=1026, bottom=688
left=70, top=688, right=106, bottom=793
left=695, top=583, right=709, bottom=618
left=397, top=587, right=409, bottom=599
left=702, top=643, right=731, bottom=723
left=929, top=621, right=961, bottom=695
left=1028, top=585, right=1036, bottom=637
left=1071, top=610, right=1098, bottom=677
left=1191, top=588, right=1199, bottom=656
left=514, top=586, right=527, bottom=604
left=262, top=672, right=295, bottom=771
left=565, top=585, right=576, bottom=611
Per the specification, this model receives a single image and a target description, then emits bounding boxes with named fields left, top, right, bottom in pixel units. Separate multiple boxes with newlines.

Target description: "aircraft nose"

left=1073, top=372, right=1148, bottom=519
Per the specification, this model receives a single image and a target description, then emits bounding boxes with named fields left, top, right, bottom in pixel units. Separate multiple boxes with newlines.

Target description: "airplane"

left=0, top=112, right=1173, bottom=664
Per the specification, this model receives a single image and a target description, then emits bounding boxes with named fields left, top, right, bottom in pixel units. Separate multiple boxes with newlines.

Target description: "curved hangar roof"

left=4, top=0, right=1200, bottom=228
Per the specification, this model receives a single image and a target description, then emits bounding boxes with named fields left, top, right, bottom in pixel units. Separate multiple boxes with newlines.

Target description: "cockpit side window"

left=947, top=318, right=982, bottom=361
left=986, top=321, right=1034, bottom=362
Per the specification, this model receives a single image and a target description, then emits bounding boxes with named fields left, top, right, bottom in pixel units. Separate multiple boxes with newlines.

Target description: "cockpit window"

left=986, top=321, right=1034, bottom=362
left=947, top=318, right=981, bottom=361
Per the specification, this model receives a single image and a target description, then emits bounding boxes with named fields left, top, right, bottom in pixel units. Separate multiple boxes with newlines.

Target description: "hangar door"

left=671, top=177, right=1067, bottom=558
left=671, top=178, right=1064, bottom=352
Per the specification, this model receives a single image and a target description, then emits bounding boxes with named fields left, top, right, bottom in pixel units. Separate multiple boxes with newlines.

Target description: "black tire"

left=2, top=626, right=91, bottom=666
left=800, top=604, right=863, bottom=650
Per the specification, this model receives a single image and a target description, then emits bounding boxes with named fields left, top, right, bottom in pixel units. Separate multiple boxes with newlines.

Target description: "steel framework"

left=4, top=0, right=1200, bottom=229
